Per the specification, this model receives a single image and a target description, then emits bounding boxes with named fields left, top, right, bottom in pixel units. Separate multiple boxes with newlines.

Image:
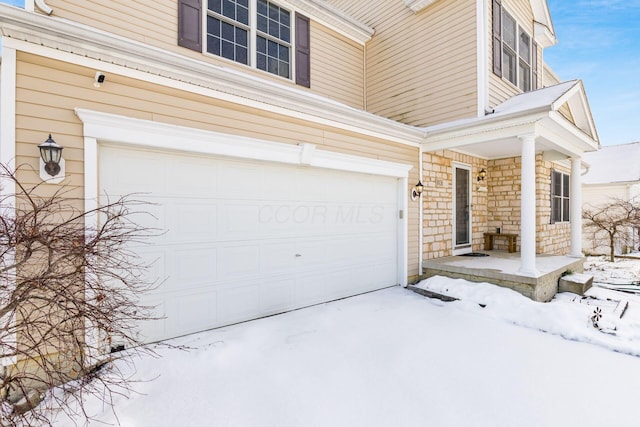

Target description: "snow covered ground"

left=52, top=258, right=640, bottom=426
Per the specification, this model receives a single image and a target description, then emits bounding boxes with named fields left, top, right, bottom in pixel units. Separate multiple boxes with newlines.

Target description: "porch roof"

left=421, top=81, right=600, bottom=160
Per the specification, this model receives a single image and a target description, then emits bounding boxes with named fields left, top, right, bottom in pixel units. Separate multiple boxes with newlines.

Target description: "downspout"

left=418, top=144, right=423, bottom=277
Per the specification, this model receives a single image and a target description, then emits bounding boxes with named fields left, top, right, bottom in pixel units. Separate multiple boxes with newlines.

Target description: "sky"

left=545, top=1, right=640, bottom=146
left=0, top=0, right=637, bottom=145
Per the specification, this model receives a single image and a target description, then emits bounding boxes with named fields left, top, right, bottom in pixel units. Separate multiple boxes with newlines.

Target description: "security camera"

left=94, top=72, right=106, bottom=87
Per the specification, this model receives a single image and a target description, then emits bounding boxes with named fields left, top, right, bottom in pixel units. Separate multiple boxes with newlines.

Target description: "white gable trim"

left=551, top=81, right=599, bottom=143
left=531, top=0, right=557, bottom=47
left=404, top=0, right=439, bottom=13
left=288, top=0, right=374, bottom=44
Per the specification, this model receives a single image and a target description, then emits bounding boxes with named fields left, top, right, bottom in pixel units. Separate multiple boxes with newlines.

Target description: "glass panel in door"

left=455, top=167, right=470, bottom=247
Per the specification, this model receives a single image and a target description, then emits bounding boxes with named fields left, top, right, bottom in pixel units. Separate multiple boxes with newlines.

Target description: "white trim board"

left=75, top=109, right=412, bottom=179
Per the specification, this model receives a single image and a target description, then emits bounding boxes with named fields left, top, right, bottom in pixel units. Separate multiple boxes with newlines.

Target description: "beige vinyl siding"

left=326, top=0, right=478, bottom=127
left=44, top=0, right=365, bottom=109
left=14, top=52, right=420, bottom=277
left=558, top=103, right=575, bottom=125
left=488, top=0, right=537, bottom=108
left=543, top=62, right=562, bottom=87
left=310, top=21, right=364, bottom=109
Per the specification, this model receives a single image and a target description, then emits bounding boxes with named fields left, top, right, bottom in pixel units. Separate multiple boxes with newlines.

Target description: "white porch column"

left=518, top=134, right=539, bottom=276
left=570, top=157, right=583, bottom=257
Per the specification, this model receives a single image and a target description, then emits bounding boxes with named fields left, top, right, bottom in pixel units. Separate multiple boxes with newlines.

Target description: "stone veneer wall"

left=486, top=155, right=571, bottom=255
left=422, top=150, right=488, bottom=259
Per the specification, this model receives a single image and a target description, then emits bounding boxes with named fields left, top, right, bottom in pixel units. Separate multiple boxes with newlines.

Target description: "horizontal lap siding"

left=310, top=22, right=364, bottom=109
left=488, top=0, right=538, bottom=107
left=14, top=52, right=420, bottom=277
left=328, top=0, right=478, bottom=127
left=45, top=1, right=365, bottom=113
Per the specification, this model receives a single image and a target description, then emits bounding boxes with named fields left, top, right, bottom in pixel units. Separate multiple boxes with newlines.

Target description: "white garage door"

left=100, top=144, right=399, bottom=343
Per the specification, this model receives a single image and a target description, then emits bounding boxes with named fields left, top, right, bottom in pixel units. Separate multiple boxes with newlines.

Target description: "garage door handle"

left=295, top=254, right=302, bottom=257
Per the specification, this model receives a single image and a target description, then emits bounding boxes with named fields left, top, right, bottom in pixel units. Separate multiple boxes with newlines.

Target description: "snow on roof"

left=583, top=141, right=640, bottom=185
left=422, top=80, right=579, bottom=133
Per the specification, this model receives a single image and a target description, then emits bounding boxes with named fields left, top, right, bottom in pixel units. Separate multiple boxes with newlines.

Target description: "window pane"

left=207, top=15, right=220, bottom=37
left=222, top=21, right=234, bottom=41
left=279, top=60, right=290, bottom=78
left=519, top=61, right=531, bottom=91
left=207, top=35, right=220, bottom=55
left=257, top=52, right=267, bottom=70
left=236, top=27, right=247, bottom=46
left=237, top=46, right=248, bottom=64
left=221, top=40, right=234, bottom=60
left=279, top=44, right=288, bottom=60
left=563, top=198, right=570, bottom=222
left=553, top=172, right=562, bottom=196
left=268, top=57, right=278, bottom=74
left=257, top=0, right=267, bottom=15
left=503, top=49, right=516, bottom=85
left=257, top=36, right=267, bottom=54
left=209, top=0, right=222, bottom=14
left=269, top=3, right=278, bottom=20
left=257, top=15, right=267, bottom=32
left=563, top=174, right=570, bottom=197
left=268, top=39, right=278, bottom=56
left=502, top=11, right=516, bottom=49
left=552, top=197, right=561, bottom=222
left=519, top=29, right=531, bottom=64
left=222, top=0, right=235, bottom=20
left=237, top=5, right=249, bottom=25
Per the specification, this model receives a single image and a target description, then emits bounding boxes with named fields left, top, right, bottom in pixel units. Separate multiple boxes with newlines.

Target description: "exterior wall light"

left=477, top=168, right=487, bottom=182
left=38, top=134, right=65, bottom=183
left=411, top=180, right=424, bottom=201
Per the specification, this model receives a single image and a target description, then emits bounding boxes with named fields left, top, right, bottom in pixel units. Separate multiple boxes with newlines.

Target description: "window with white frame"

left=551, top=170, right=570, bottom=223
left=492, top=0, right=537, bottom=92
left=205, top=0, right=292, bottom=79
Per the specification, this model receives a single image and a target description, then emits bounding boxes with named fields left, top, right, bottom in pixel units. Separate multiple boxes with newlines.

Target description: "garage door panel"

left=219, top=244, right=261, bottom=279
left=218, top=283, right=261, bottom=324
left=166, top=290, right=218, bottom=337
left=168, top=245, right=219, bottom=286
left=259, top=242, right=297, bottom=273
left=219, top=203, right=265, bottom=239
left=259, top=278, right=295, bottom=312
left=166, top=202, right=218, bottom=243
left=100, top=149, right=168, bottom=195
left=166, top=158, right=218, bottom=195
left=99, top=144, right=400, bottom=344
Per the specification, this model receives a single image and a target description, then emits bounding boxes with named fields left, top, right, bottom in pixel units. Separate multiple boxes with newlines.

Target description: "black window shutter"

left=492, top=0, right=502, bottom=76
left=532, top=42, right=539, bottom=90
left=178, top=0, right=202, bottom=52
left=295, top=13, right=311, bottom=88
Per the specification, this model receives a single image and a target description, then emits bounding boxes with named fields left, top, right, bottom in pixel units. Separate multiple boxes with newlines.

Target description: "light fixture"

left=38, top=134, right=64, bottom=177
left=411, top=180, right=424, bottom=201
left=477, top=168, right=487, bottom=182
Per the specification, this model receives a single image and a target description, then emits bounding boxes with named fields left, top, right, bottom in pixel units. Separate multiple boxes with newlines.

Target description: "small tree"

left=0, top=164, right=157, bottom=426
left=583, top=197, right=640, bottom=262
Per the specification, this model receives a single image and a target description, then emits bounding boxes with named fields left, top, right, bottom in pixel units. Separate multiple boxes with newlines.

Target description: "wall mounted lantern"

left=411, top=180, right=424, bottom=201
left=477, top=168, right=487, bottom=182
left=38, top=134, right=65, bottom=183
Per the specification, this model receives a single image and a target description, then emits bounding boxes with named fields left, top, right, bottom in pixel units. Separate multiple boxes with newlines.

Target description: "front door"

left=453, top=164, right=472, bottom=254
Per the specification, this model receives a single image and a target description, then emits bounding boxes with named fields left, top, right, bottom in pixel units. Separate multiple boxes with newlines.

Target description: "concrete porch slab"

left=421, top=251, right=585, bottom=302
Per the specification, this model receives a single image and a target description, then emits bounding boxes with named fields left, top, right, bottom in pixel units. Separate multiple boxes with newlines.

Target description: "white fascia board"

left=75, top=109, right=412, bottom=178
left=552, top=81, right=599, bottom=144
left=287, top=0, right=374, bottom=44
left=544, top=112, right=599, bottom=152
left=534, top=21, right=557, bottom=48
left=404, top=0, right=439, bottom=13
left=423, top=109, right=548, bottom=144
left=0, top=6, right=422, bottom=147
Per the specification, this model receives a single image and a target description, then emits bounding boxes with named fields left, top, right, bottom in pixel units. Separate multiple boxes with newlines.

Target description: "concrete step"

left=559, top=273, right=593, bottom=295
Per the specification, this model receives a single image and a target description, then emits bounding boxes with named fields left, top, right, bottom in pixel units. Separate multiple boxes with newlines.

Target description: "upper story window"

left=492, top=0, right=537, bottom=92
left=178, top=0, right=309, bottom=86
left=551, top=170, right=570, bottom=223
